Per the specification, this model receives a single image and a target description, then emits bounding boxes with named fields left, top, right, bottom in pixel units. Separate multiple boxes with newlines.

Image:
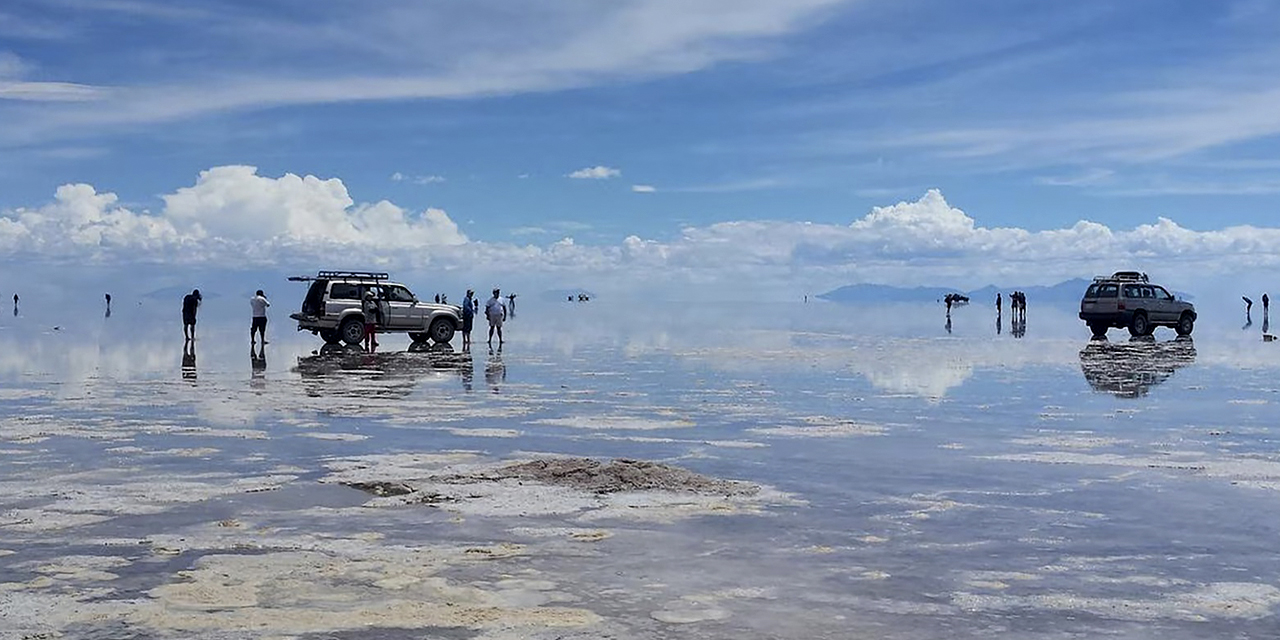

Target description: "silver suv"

left=1079, top=271, right=1196, bottom=338
left=288, top=271, right=460, bottom=346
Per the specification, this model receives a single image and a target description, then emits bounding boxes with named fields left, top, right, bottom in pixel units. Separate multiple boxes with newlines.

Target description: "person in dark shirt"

left=461, top=289, right=476, bottom=351
left=182, top=289, right=202, bottom=341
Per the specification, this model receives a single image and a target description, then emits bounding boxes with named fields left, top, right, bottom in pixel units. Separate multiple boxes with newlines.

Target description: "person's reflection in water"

left=1243, top=310, right=1253, bottom=330
left=485, top=346, right=506, bottom=393
left=996, top=310, right=1002, bottom=335
left=1011, top=316, right=1026, bottom=339
left=251, top=342, right=267, bottom=387
left=182, top=339, right=197, bottom=381
left=461, top=352, right=475, bottom=392
left=945, top=313, right=952, bottom=334
left=1264, top=309, right=1271, bottom=335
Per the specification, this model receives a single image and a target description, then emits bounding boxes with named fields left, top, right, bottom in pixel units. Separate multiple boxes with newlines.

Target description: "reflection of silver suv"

left=1079, top=271, right=1196, bottom=338
left=288, top=271, right=460, bottom=346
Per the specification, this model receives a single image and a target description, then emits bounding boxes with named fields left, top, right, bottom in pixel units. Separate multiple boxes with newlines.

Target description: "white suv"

left=1079, top=271, right=1196, bottom=338
left=288, top=271, right=460, bottom=346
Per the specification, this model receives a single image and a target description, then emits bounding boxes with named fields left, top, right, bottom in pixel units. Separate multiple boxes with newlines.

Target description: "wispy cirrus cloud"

left=0, top=0, right=852, bottom=145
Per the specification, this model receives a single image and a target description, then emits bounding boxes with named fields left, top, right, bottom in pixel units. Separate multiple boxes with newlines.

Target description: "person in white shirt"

left=485, top=288, right=507, bottom=347
left=250, top=289, right=270, bottom=345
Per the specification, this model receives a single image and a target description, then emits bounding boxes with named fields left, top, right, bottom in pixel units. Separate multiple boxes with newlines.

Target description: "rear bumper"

left=1079, top=311, right=1132, bottom=326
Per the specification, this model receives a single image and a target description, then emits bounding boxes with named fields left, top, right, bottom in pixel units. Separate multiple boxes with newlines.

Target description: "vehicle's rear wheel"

left=408, top=332, right=427, bottom=343
left=1128, top=312, right=1150, bottom=337
left=340, top=318, right=366, bottom=345
left=320, top=328, right=342, bottom=344
left=1088, top=322, right=1107, bottom=338
left=1176, top=312, right=1195, bottom=336
left=429, top=317, right=456, bottom=344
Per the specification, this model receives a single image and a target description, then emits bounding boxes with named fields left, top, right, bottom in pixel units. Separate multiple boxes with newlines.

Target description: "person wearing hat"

left=485, top=287, right=507, bottom=347
left=461, top=289, right=476, bottom=350
left=362, top=289, right=382, bottom=351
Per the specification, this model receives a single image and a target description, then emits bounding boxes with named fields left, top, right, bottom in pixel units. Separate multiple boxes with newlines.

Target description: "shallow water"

left=2, top=297, right=1279, bottom=639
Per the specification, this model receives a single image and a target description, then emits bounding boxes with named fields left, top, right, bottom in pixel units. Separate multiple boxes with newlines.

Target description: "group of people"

left=997, top=291, right=1027, bottom=320
left=460, top=288, right=510, bottom=350
left=1242, top=293, right=1270, bottom=332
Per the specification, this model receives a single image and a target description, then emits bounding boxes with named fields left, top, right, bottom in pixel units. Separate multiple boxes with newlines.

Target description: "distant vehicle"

left=1079, top=271, right=1196, bottom=338
left=288, top=271, right=460, bottom=346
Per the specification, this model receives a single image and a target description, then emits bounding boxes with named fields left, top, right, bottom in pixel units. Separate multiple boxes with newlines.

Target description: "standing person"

left=105, top=293, right=112, bottom=311
left=182, top=289, right=202, bottom=341
left=461, top=289, right=476, bottom=351
left=507, top=293, right=517, bottom=314
left=362, top=290, right=381, bottom=351
left=250, top=289, right=270, bottom=346
left=1264, top=293, right=1270, bottom=313
left=486, top=288, right=507, bottom=347
left=11, top=293, right=17, bottom=316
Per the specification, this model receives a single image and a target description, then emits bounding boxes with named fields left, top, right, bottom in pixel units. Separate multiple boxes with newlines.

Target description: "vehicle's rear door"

left=327, top=282, right=362, bottom=319
left=1087, top=283, right=1119, bottom=316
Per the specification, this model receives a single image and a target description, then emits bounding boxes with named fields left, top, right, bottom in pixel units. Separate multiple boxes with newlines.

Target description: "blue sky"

left=3, top=0, right=1280, bottom=294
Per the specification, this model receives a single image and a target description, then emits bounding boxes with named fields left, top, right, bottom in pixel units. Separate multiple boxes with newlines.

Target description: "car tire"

left=340, top=318, right=366, bottom=345
left=1176, top=312, right=1194, bottom=336
left=320, top=328, right=342, bottom=344
left=408, top=332, right=427, bottom=343
left=1128, top=312, right=1150, bottom=337
left=429, top=317, right=456, bottom=344
left=1088, top=322, right=1107, bottom=338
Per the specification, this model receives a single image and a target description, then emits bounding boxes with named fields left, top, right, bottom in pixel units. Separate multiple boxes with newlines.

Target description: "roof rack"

left=287, top=270, right=390, bottom=282
left=1092, top=271, right=1149, bottom=283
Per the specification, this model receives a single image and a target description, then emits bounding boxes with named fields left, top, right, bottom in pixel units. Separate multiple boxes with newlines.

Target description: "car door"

left=1151, top=286, right=1175, bottom=322
left=327, top=282, right=362, bottom=319
left=383, top=285, right=419, bottom=330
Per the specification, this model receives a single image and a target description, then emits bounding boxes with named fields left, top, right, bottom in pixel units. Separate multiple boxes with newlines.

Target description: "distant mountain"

left=819, top=278, right=1094, bottom=308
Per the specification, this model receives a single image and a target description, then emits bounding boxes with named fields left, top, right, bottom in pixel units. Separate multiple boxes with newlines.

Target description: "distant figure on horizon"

left=12, top=293, right=17, bottom=316
left=182, top=289, right=202, bottom=341
left=250, top=289, right=270, bottom=346
left=507, top=293, right=517, bottom=314
left=486, top=288, right=507, bottom=347
left=461, top=289, right=476, bottom=351
left=440, top=294, right=447, bottom=304
left=996, top=293, right=1002, bottom=313
left=945, top=296, right=953, bottom=315
left=1244, top=296, right=1254, bottom=314
left=434, top=294, right=441, bottom=303
left=1264, top=293, right=1270, bottom=313
left=105, top=293, right=112, bottom=309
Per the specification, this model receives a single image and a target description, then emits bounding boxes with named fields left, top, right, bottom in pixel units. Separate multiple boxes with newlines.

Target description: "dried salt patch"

left=748, top=419, right=885, bottom=438
left=300, top=432, right=369, bottom=441
left=1011, top=434, right=1125, bottom=449
left=447, top=428, right=522, bottom=438
left=508, top=527, right=613, bottom=542
left=1228, top=399, right=1268, bottom=405
left=531, top=416, right=695, bottom=430
left=650, top=607, right=732, bottom=624
left=952, top=582, right=1280, bottom=621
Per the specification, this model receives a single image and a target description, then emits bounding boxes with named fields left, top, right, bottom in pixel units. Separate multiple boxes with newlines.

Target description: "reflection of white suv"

left=288, top=271, right=460, bottom=345
left=1079, top=271, right=1196, bottom=338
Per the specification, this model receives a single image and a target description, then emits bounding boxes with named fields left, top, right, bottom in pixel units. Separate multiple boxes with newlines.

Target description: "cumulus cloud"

left=631, top=184, right=656, bottom=193
left=567, top=166, right=621, bottom=180
left=5, top=172, right=1280, bottom=295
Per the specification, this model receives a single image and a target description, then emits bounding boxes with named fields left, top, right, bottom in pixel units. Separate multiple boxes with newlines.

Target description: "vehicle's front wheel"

left=1128, top=312, right=1150, bottom=337
left=320, top=328, right=342, bottom=344
left=1176, top=312, right=1195, bottom=336
left=340, top=318, right=366, bottom=345
left=429, top=317, right=456, bottom=344
left=1088, top=322, right=1108, bottom=338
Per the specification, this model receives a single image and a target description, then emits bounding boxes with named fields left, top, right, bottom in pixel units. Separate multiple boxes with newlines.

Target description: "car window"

left=1085, top=284, right=1100, bottom=298
left=1153, top=286, right=1172, bottom=299
left=1122, top=284, right=1141, bottom=298
left=385, top=285, right=415, bottom=303
left=1098, top=284, right=1119, bottom=298
left=1140, top=286, right=1155, bottom=298
left=330, top=283, right=360, bottom=299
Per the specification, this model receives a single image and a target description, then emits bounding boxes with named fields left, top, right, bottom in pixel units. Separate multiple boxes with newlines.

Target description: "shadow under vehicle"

left=1078, top=336, right=1197, bottom=398
left=293, top=342, right=473, bottom=397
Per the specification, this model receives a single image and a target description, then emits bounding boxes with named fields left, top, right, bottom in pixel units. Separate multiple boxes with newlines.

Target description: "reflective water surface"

left=2, top=298, right=1279, bottom=639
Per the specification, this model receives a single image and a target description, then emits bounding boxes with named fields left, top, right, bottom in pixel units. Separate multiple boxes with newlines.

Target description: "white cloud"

left=0, top=0, right=848, bottom=143
left=567, top=166, right=621, bottom=180
left=391, top=172, right=445, bottom=185
left=631, top=184, right=656, bottom=193
left=7, top=173, right=1280, bottom=295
